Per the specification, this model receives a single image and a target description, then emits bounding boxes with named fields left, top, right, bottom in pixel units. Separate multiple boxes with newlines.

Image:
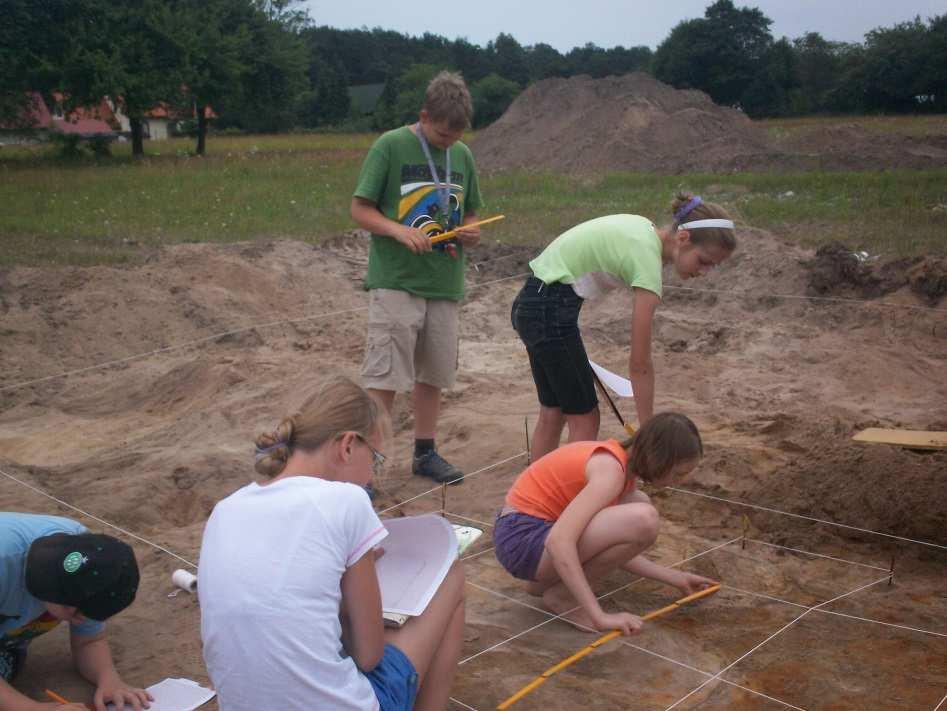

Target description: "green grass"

left=1, top=130, right=945, bottom=267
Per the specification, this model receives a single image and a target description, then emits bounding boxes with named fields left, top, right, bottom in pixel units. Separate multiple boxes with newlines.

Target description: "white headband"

left=680, top=219, right=734, bottom=230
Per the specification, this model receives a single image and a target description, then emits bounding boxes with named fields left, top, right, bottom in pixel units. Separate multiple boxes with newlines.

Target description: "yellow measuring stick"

left=429, top=214, right=506, bottom=244
left=496, top=584, right=721, bottom=709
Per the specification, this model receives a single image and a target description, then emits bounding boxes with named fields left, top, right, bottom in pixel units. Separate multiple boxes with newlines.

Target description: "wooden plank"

left=853, top=428, right=947, bottom=450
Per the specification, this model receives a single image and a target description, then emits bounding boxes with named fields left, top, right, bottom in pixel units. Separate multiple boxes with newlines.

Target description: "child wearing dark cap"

left=0, top=512, right=151, bottom=711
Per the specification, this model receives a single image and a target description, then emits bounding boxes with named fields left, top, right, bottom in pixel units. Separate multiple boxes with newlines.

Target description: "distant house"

left=1, top=93, right=215, bottom=145
left=110, top=101, right=216, bottom=140
left=0, top=92, right=118, bottom=144
left=348, top=83, right=386, bottom=116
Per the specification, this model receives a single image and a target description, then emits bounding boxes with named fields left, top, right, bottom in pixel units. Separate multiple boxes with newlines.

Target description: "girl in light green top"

left=511, top=193, right=737, bottom=461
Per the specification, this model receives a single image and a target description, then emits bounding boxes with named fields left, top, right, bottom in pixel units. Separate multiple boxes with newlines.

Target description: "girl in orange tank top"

left=494, top=413, right=718, bottom=636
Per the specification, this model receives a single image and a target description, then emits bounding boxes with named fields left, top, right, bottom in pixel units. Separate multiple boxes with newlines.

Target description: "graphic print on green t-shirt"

left=397, top=162, right=465, bottom=238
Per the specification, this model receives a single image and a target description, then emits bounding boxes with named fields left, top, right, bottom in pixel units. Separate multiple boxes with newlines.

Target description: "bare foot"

left=542, top=587, right=597, bottom=633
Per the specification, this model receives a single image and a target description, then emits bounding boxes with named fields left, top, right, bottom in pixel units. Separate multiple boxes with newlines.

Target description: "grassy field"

left=1, top=122, right=945, bottom=268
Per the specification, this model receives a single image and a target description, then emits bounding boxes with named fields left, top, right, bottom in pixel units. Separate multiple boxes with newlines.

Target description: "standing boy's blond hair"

left=423, top=71, right=473, bottom=131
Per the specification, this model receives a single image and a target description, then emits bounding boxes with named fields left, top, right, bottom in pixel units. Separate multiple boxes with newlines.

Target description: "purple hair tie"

left=674, top=196, right=703, bottom=222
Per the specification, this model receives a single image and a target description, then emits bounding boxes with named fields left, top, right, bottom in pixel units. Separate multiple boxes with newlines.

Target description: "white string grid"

left=4, top=445, right=945, bottom=709
left=2, top=260, right=945, bottom=708
left=0, top=465, right=198, bottom=569
left=668, top=486, right=947, bottom=551
left=662, top=576, right=891, bottom=711
left=455, top=536, right=821, bottom=711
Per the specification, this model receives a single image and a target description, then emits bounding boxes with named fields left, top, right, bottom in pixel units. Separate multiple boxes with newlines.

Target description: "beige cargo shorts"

left=360, top=288, right=459, bottom=393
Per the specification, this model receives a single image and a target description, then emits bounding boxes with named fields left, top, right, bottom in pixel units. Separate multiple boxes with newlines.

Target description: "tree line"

left=2, top=0, right=944, bottom=155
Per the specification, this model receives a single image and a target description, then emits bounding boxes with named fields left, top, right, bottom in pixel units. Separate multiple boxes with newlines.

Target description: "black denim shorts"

left=511, top=276, right=597, bottom=415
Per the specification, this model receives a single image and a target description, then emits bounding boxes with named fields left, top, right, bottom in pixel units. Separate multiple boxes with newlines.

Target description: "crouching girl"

left=494, top=412, right=717, bottom=634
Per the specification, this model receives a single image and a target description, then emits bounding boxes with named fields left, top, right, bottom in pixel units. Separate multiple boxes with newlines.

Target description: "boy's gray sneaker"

left=413, top=450, right=464, bottom=485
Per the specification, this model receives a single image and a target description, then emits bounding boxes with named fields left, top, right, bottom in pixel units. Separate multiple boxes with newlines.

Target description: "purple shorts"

left=493, top=511, right=553, bottom=581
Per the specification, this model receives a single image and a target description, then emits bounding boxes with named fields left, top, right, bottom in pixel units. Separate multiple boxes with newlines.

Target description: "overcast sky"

left=302, top=0, right=946, bottom=52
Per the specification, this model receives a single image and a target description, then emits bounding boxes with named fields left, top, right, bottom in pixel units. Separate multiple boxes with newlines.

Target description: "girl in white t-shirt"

left=511, top=192, right=737, bottom=460
left=198, top=376, right=466, bottom=711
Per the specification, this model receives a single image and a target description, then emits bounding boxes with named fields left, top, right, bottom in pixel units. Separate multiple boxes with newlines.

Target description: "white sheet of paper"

left=106, top=678, right=214, bottom=711
left=589, top=360, right=634, bottom=397
left=452, top=524, right=483, bottom=556
left=377, top=514, right=458, bottom=617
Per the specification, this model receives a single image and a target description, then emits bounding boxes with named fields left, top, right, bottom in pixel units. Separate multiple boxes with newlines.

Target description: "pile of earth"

left=806, top=243, right=947, bottom=305
left=471, top=72, right=772, bottom=174
left=471, top=72, right=947, bottom=174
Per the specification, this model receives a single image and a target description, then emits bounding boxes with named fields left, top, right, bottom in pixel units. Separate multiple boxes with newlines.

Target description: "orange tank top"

left=506, top=440, right=634, bottom=521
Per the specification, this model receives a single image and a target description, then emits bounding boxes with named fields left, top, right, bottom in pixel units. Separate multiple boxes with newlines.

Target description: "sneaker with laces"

left=412, top=450, right=464, bottom=485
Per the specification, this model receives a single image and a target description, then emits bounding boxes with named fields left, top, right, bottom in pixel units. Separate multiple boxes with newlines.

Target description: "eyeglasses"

left=355, top=434, right=386, bottom=476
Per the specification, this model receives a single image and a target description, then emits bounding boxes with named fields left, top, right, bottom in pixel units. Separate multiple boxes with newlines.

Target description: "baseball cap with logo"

left=25, top=533, right=140, bottom=621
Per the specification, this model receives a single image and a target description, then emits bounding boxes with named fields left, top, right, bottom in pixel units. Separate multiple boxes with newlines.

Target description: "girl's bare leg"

left=385, top=561, right=466, bottom=710
left=531, top=503, right=660, bottom=627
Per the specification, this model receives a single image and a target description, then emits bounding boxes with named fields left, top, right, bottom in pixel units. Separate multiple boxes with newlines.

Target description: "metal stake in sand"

left=429, top=215, right=506, bottom=245
left=742, top=514, right=750, bottom=550
left=524, top=416, right=531, bottom=465
left=496, top=584, right=721, bottom=709
left=441, top=483, right=448, bottom=517
left=591, top=369, right=635, bottom=437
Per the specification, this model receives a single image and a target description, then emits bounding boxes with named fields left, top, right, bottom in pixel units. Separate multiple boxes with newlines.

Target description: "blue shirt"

left=1, top=513, right=104, bottom=650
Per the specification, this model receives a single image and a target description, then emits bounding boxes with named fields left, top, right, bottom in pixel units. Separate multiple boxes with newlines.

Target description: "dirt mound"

left=471, top=74, right=947, bottom=174
left=806, top=243, right=947, bottom=305
left=747, top=416, right=947, bottom=552
left=471, top=72, right=772, bottom=174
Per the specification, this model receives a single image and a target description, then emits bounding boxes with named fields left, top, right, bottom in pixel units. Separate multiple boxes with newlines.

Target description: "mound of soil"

left=472, top=73, right=947, bottom=174
left=806, top=243, right=947, bottom=305
left=471, top=72, right=772, bottom=174
left=745, top=416, right=946, bottom=550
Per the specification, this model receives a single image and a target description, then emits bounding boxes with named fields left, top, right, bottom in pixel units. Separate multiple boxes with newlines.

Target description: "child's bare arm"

left=339, top=551, right=385, bottom=672
left=544, top=456, right=625, bottom=625
left=628, top=287, right=659, bottom=426
left=350, top=197, right=431, bottom=254
left=623, top=556, right=718, bottom=594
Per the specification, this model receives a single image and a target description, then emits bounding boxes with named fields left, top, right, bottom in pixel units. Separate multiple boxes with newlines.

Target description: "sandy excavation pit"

left=0, top=231, right=945, bottom=710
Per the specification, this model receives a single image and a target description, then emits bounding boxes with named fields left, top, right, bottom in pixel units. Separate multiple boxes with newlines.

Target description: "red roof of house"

left=53, top=93, right=120, bottom=130
left=142, top=103, right=216, bottom=120
left=52, top=118, right=116, bottom=136
left=0, top=92, right=52, bottom=130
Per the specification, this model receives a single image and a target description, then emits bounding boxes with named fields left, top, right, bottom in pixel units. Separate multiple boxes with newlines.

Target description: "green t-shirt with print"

left=353, top=125, right=483, bottom=301
left=529, top=214, right=663, bottom=300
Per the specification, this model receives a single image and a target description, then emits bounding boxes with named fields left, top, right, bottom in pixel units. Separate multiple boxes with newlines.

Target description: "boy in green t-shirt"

left=351, top=71, right=484, bottom=485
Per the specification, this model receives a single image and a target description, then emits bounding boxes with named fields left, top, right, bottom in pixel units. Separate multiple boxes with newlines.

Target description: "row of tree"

left=2, top=0, right=311, bottom=154
left=652, top=1, right=946, bottom=117
left=2, top=0, right=944, bottom=155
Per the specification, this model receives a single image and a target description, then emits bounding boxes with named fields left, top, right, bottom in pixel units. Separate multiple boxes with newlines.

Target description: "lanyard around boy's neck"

left=415, top=123, right=451, bottom=226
